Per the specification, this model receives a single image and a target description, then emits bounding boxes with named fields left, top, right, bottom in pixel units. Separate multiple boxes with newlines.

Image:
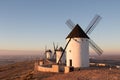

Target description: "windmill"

left=52, top=42, right=58, bottom=59
left=44, top=46, right=52, bottom=59
left=55, top=47, right=66, bottom=64
left=58, top=14, right=103, bottom=68
left=52, top=42, right=65, bottom=64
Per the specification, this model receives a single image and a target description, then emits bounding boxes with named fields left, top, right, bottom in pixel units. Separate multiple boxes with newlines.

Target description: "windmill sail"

left=52, top=42, right=58, bottom=59
left=65, top=19, right=75, bottom=29
left=89, top=39, right=103, bottom=55
left=44, top=46, right=47, bottom=59
left=85, top=14, right=102, bottom=35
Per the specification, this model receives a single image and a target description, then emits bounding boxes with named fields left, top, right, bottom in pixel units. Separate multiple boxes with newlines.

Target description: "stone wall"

left=35, top=62, right=59, bottom=73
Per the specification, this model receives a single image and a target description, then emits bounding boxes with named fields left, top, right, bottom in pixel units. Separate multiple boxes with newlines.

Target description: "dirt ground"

left=0, top=60, right=120, bottom=80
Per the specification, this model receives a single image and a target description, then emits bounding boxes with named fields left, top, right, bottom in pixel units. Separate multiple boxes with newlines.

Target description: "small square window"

left=69, top=50, right=71, bottom=52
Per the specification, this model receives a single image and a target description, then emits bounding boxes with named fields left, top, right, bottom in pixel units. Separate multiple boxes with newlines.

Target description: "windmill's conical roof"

left=66, top=24, right=89, bottom=39
left=45, top=49, right=52, bottom=53
left=56, top=47, right=63, bottom=51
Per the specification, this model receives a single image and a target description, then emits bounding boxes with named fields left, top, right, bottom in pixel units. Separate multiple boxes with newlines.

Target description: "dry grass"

left=43, top=68, right=120, bottom=80
left=0, top=60, right=120, bottom=80
left=0, top=61, right=34, bottom=80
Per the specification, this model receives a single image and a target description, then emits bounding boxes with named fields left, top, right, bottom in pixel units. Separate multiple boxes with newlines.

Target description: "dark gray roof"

left=45, top=49, right=52, bottom=53
left=66, top=24, right=89, bottom=39
left=56, top=47, right=63, bottom=51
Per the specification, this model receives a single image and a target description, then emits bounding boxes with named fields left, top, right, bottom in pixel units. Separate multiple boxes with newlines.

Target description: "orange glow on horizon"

left=0, top=49, right=44, bottom=55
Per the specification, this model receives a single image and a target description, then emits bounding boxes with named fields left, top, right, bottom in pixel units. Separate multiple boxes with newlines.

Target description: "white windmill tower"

left=66, top=24, right=89, bottom=67
left=45, top=50, right=52, bottom=59
left=58, top=14, right=103, bottom=68
left=56, top=47, right=66, bottom=64
left=44, top=46, right=52, bottom=59
left=52, top=43, right=65, bottom=64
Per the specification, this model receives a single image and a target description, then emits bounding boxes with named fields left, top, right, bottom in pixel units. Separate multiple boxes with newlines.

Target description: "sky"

left=0, top=0, right=120, bottom=55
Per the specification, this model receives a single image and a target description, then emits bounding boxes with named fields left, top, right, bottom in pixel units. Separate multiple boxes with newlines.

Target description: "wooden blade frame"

left=89, top=39, right=103, bottom=55
left=65, top=19, right=76, bottom=30
left=52, top=42, right=58, bottom=59
left=85, top=14, right=102, bottom=35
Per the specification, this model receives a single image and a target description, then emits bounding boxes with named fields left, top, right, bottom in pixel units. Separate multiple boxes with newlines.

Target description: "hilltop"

left=0, top=60, right=120, bottom=80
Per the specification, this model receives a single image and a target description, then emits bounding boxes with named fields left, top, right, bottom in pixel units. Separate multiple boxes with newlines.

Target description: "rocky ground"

left=0, top=60, right=120, bottom=80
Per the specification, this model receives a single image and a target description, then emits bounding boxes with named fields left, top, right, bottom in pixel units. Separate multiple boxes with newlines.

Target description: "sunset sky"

left=0, top=0, right=120, bottom=55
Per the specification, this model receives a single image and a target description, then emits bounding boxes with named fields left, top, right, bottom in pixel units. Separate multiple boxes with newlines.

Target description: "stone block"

left=52, top=65, right=59, bottom=72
